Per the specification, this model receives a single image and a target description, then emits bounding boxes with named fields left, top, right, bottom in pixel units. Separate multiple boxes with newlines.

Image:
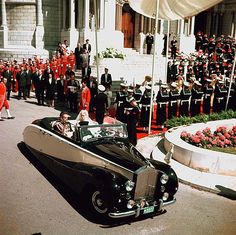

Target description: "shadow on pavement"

left=215, top=185, right=236, bottom=200
left=17, top=142, right=165, bottom=226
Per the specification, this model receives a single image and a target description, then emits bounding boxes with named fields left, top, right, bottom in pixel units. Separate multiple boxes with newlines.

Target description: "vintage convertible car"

left=23, top=116, right=178, bottom=219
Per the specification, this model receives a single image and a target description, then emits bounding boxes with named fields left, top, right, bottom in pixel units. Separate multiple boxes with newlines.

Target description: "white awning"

left=128, top=0, right=223, bottom=20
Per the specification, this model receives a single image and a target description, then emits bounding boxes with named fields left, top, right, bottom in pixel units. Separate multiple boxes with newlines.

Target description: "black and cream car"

left=23, top=116, right=178, bottom=219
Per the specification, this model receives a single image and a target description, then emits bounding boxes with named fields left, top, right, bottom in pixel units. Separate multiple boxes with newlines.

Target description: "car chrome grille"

left=134, top=166, right=158, bottom=201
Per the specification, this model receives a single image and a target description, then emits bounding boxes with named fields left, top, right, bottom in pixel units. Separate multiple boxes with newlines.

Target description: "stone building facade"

left=0, top=0, right=235, bottom=61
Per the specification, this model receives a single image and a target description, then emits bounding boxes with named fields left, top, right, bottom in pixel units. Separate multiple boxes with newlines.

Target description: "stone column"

left=35, top=0, right=44, bottom=49
left=69, top=0, right=75, bottom=29
left=180, top=19, right=185, bottom=35
left=68, top=0, right=78, bottom=50
left=62, top=0, right=66, bottom=29
left=0, top=0, right=8, bottom=48
left=115, top=3, right=122, bottom=31
left=140, top=15, right=144, bottom=33
left=100, top=0, right=105, bottom=29
left=1, top=0, right=7, bottom=27
left=148, top=18, right=152, bottom=32
left=190, top=16, right=195, bottom=35
left=139, top=15, right=144, bottom=54
left=84, top=0, right=90, bottom=29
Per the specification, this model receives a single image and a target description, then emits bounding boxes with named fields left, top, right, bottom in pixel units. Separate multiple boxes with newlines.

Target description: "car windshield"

left=79, top=124, right=128, bottom=143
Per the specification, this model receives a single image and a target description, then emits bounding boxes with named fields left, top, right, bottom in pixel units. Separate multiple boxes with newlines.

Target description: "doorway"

left=122, top=4, right=135, bottom=48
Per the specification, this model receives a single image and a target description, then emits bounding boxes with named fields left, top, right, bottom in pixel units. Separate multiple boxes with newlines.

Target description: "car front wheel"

left=91, top=190, right=108, bottom=214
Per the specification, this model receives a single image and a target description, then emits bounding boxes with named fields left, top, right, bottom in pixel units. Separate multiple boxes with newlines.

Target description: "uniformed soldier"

left=124, top=89, right=139, bottom=146
left=156, top=84, right=169, bottom=128
left=114, top=83, right=127, bottom=122
left=133, top=83, right=143, bottom=106
left=168, top=82, right=180, bottom=119
left=190, top=81, right=203, bottom=116
left=179, top=82, right=191, bottom=117
left=202, top=79, right=213, bottom=114
left=213, top=79, right=227, bottom=113
left=140, top=85, right=152, bottom=132
left=94, top=85, right=108, bottom=124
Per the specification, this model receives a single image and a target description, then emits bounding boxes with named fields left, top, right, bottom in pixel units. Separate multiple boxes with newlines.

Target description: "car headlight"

left=162, top=192, right=169, bottom=201
left=160, top=173, right=169, bottom=184
left=125, top=180, right=135, bottom=191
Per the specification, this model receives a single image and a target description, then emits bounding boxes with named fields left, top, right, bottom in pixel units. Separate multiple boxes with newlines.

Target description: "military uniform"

left=213, top=82, right=227, bottom=113
left=114, top=84, right=127, bottom=122
left=124, top=92, right=139, bottom=146
left=179, top=83, right=191, bottom=117
left=156, top=85, right=169, bottom=126
left=133, top=86, right=142, bottom=106
left=190, top=82, right=203, bottom=116
left=94, top=85, right=108, bottom=124
left=168, top=83, right=179, bottom=119
left=140, top=86, right=152, bottom=130
left=202, top=80, right=213, bottom=114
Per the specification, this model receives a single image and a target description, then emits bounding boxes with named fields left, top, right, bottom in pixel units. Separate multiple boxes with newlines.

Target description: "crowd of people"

left=0, top=33, right=236, bottom=146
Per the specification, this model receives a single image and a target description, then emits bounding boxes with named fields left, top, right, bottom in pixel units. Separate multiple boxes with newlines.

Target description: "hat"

left=145, top=85, right=151, bottom=90
left=127, top=88, right=134, bottom=93
left=194, top=81, right=202, bottom=86
left=98, top=84, right=105, bottom=92
left=171, top=82, right=177, bottom=88
left=183, top=82, right=190, bottom=87
left=120, top=83, right=126, bottom=87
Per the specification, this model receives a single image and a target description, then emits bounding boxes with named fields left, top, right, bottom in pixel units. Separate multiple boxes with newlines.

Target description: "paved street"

left=0, top=95, right=236, bottom=235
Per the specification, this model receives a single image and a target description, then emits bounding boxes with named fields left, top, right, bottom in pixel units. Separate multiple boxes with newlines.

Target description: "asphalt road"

left=0, top=95, right=236, bottom=235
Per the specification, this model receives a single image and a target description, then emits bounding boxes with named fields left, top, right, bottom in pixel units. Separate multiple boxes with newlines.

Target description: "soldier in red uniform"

left=67, top=51, right=75, bottom=70
left=0, top=77, right=15, bottom=120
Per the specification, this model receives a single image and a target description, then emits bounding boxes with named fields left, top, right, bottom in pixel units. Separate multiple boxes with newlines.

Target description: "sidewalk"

left=136, top=135, right=236, bottom=199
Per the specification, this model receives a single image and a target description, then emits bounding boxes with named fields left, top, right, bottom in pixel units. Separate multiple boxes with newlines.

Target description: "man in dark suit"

left=145, top=32, right=154, bottom=54
left=32, top=69, right=46, bottom=105
left=83, top=39, right=91, bottom=65
left=16, top=66, right=27, bottom=100
left=3, top=65, right=13, bottom=100
left=100, top=68, right=112, bottom=89
left=25, top=65, right=32, bottom=98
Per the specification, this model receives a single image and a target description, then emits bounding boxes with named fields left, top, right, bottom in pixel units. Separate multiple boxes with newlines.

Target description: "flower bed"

left=164, top=119, right=236, bottom=176
left=181, top=126, right=236, bottom=150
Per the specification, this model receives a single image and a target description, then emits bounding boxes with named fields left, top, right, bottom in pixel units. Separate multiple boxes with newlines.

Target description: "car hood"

left=84, top=139, right=150, bottom=172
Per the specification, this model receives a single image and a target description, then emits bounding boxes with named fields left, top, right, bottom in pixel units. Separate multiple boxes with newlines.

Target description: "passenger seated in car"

left=76, top=109, right=89, bottom=126
left=76, top=109, right=97, bottom=126
left=52, top=111, right=73, bottom=137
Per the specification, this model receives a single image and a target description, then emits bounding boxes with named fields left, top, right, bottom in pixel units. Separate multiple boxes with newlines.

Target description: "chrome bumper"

left=108, top=198, right=176, bottom=219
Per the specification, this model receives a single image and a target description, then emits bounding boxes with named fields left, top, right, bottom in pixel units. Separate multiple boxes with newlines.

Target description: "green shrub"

left=165, top=110, right=236, bottom=129
left=94, top=48, right=126, bottom=60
